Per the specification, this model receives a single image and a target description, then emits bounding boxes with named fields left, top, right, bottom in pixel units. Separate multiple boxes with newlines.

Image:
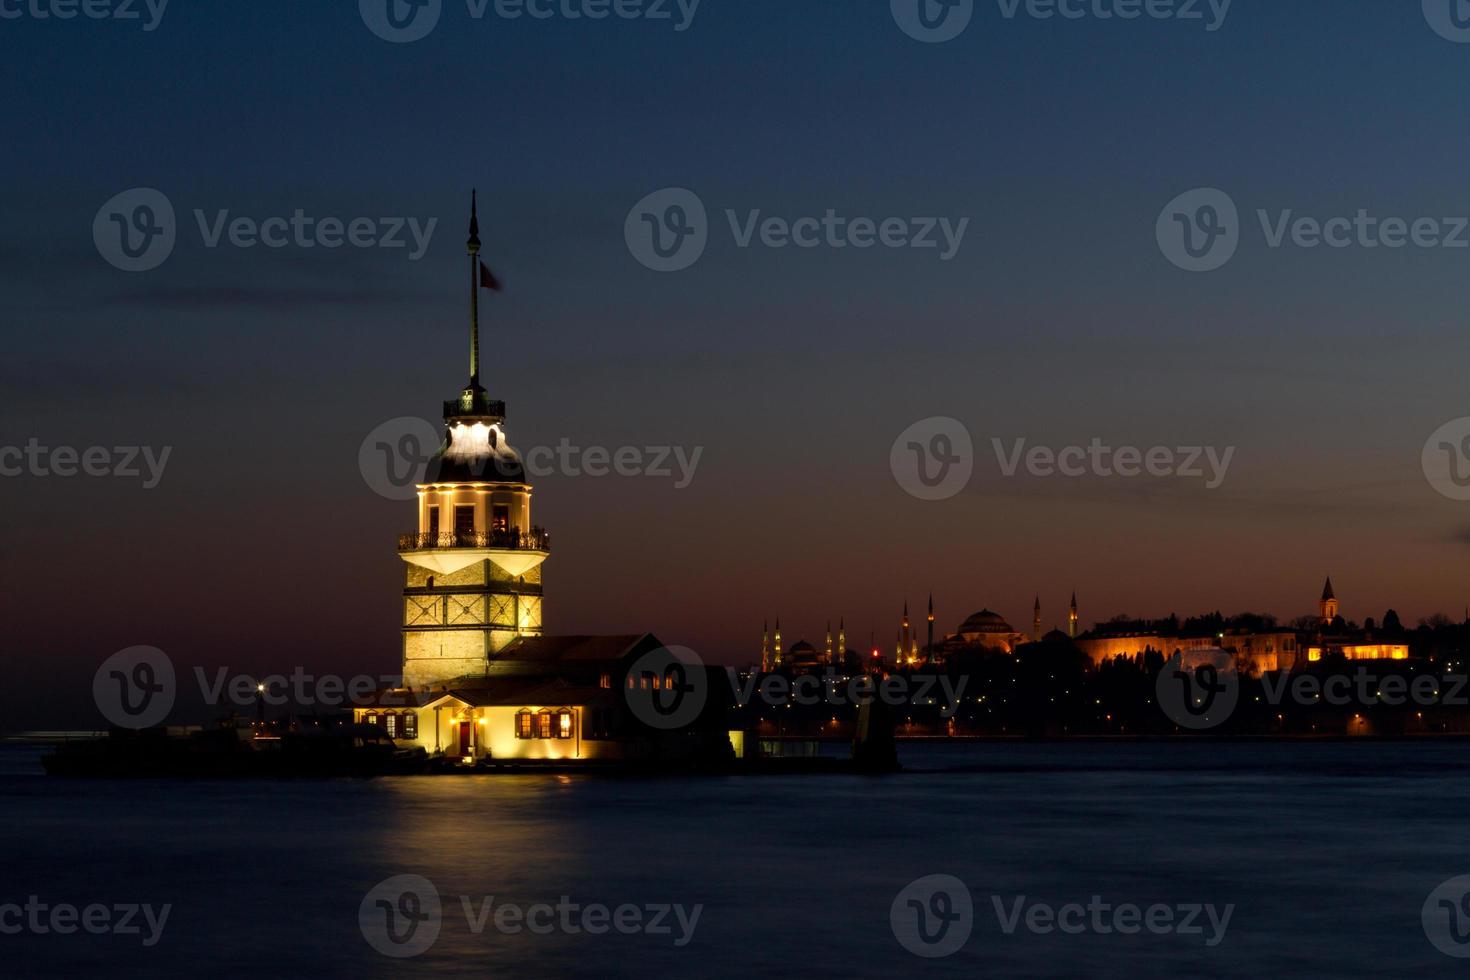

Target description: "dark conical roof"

left=1322, top=577, right=1335, bottom=601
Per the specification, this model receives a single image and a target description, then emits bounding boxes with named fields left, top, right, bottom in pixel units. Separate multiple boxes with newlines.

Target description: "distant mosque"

left=759, top=577, right=1418, bottom=676
left=758, top=594, right=1082, bottom=672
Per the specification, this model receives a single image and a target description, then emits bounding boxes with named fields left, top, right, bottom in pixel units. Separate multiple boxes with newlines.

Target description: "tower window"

left=427, top=506, right=439, bottom=537
left=454, top=505, right=475, bottom=536
left=492, top=504, right=510, bottom=534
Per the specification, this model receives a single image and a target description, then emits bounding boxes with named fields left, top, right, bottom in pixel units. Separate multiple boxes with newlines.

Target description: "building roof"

left=492, top=633, right=662, bottom=664
left=1322, top=577, right=1336, bottom=601
left=362, top=676, right=617, bottom=710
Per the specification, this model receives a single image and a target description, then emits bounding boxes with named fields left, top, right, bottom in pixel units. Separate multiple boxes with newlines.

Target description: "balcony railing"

left=398, top=527, right=551, bottom=553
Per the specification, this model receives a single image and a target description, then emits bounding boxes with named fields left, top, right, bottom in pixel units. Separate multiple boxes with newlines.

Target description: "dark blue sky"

left=4, top=1, right=1470, bottom=723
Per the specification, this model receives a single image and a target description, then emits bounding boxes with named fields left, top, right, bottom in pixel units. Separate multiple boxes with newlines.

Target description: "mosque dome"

left=958, top=609, right=1014, bottom=635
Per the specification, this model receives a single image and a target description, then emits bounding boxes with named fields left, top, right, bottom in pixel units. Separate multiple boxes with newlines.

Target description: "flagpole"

left=468, top=189, right=481, bottom=386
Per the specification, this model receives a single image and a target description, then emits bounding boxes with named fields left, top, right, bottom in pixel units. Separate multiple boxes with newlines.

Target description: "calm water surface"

left=3, top=741, right=1469, bottom=978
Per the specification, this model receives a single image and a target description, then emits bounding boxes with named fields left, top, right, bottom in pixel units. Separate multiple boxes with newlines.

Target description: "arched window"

left=515, top=709, right=533, bottom=739
left=556, top=709, right=574, bottom=740
left=402, top=711, right=418, bottom=739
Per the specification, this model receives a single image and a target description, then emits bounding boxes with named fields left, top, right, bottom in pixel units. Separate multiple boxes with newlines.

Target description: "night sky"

left=4, top=1, right=1470, bottom=726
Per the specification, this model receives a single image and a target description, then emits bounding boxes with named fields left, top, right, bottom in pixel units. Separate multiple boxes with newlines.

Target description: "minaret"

left=761, top=620, right=770, bottom=672
left=774, top=617, right=783, bottom=667
left=1033, top=596, right=1042, bottom=642
left=837, top=618, right=846, bottom=669
left=1320, top=577, right=1339, bottom=626
left=825, top=621, right=833, bottom=662
left=398, top=193, right=547, bottom=689
left=1068, top=591, right=1079, bottom=639
left=901, top=600, right=912, bottom=663
left=926, top=593, right=935, bottom=664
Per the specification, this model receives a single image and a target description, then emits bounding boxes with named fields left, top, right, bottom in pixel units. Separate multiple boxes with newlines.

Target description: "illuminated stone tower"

left=1033, top=596, right=1042, bottom=642
left=398, top=193, right=549, bottom=689
left=1320, top=577, right=1339, bottom=625
left=837, top=618, right=845, bottom=668
left=1068, top=592, right=1079, bottom=639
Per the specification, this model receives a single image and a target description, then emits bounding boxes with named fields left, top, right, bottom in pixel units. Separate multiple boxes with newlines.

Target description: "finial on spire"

left=467, top=190, right=482, bottom=386
left=468, top=189, right=481, bottom=252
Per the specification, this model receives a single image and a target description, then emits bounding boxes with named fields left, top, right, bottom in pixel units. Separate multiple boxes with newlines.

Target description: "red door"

left=457, top=722, right=472, bottom=755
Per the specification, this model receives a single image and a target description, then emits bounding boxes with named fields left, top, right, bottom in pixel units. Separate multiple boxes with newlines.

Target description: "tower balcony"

left=398, top=527, right=550, bottom=553
left=398, top=527, right=550, bottom=577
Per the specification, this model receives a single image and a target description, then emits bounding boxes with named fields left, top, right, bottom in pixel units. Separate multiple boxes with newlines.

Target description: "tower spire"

left=468, top=189, right=482, bottom=387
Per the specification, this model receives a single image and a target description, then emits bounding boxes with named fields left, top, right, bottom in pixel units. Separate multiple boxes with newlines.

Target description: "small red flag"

left=479, top=261, right=502, bottom=291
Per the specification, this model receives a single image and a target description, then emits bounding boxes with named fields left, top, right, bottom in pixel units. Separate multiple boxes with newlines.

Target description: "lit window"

left=384, top=713, right=398, bottom=738
left=403, top=711, right=418, bottom=739
left=515, top=710, right=533, bottom=739
left=557, top=709, right=573, bottom=739
left=366, top=712, right=379, bottom=726
left=600, top=673, right=611, bottom=689
left=536, top=710, right=554, bottom=739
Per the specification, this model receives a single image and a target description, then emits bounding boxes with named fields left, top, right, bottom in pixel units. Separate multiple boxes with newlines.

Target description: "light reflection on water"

left=4, top=741, right=1470, bottom=978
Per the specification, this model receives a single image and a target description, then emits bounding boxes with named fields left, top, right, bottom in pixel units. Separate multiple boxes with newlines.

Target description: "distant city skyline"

left=4, top=3, right=1470, bottom=724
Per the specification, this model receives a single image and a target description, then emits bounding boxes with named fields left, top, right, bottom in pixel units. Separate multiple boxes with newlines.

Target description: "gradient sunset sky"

left=3, top=1, right=1470, bottom=723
